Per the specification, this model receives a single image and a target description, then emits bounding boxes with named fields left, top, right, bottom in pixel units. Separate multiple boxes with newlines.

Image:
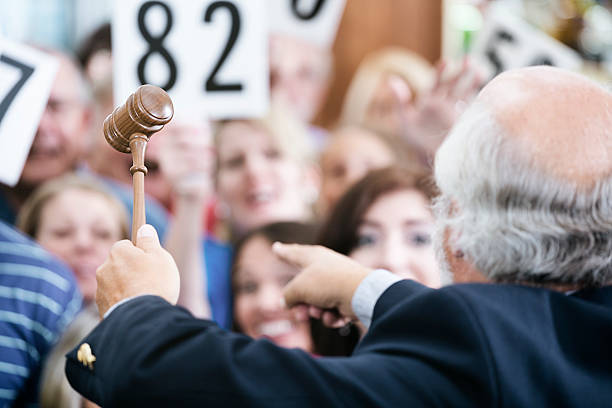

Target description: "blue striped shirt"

left=0, top=221, right=81, bottom=407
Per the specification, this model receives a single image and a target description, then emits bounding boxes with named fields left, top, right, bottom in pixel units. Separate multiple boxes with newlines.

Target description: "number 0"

left=291, top=0, right=326, bottom=20
left=204, top=1, right=243, bottom=92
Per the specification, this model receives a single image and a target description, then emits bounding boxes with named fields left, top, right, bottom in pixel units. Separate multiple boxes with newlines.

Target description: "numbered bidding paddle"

left=103, top=84, right=173, bottom=242
left=112, top=0, right=268, bottom=119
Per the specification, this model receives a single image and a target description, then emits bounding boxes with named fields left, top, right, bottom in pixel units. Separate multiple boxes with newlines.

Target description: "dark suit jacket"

left=65, top=281, right=612, bottom=407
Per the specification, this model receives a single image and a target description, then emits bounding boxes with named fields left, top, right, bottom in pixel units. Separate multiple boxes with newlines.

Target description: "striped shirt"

left=0, top=221, right=81, bottom=407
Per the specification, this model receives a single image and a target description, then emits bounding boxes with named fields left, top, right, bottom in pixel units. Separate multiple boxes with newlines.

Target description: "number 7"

left=0, top=55, right=35, bottom=124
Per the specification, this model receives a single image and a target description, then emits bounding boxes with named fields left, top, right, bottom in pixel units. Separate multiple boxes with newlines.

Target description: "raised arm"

left=159, top=121, right=215, bottom=318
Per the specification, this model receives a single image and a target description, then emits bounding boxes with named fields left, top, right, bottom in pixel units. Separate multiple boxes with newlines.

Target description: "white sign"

left=268, top=0, right=346, bottom=49
left=112, top=0, right=268, bottom=119
left=471, top=4, right=582, bottom=79
left=0, top=39, right=58, bottom=186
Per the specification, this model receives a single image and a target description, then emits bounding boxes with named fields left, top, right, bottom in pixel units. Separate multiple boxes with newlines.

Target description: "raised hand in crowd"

left=400, top=58, right=484, bottom=157
left=159, top=121, right=215, bottom=318
left=158, top=121, right=216, bottom=201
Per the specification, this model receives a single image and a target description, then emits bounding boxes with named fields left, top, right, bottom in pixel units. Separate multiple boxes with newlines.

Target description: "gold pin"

left=77, top=343, right=96, bottom=370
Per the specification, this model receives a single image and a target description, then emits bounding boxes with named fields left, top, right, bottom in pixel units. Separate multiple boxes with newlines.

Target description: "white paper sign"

left=471, top=4, right=582, bottom=79
left=112, top=0, right=268, bottom=119
left=268, top=0, right=346, bottom=48
left=0, top=39, right=58, bottom=186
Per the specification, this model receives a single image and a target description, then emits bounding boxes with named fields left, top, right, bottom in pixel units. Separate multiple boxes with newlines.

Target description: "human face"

left=87, top=95, right=134, bottom=186
left=36, top=189, right=123, bottom=302
left=233, top=236, right=313, bottom=351
left=216, top=122, right=310, bottom=233
left=21, top=58, right=90, bottom=186
left=269, top=35, right=330, bottom=123
left=320, top=129, right=395, bottom=213
left=349, top=189, right=441, bottom=287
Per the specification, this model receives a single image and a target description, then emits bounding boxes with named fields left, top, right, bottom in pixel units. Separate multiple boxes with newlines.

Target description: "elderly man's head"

left=434, top=66, right=612, bottom=288
left=20, top=51, right=91, bottom=188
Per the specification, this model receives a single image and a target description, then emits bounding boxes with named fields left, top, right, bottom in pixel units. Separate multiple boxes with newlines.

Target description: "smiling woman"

left=232, top=221, right=359, bottom=356
left=319, top=166, right=444, bottom=288
left=214, top=106, right=319, bottom=237
left=16, top=174, right=129, bottom=303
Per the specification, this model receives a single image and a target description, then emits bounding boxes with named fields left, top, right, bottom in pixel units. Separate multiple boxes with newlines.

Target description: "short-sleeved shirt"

left=0, top=221, right=82, bottom=407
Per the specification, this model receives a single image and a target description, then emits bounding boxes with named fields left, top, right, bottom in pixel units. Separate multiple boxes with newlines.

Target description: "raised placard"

left=112, top=0, right=268, bottom=119
left=268, top=0, right=346, bottom=48
left=0, top=39, right=58, bottom=186
left=470, top=4, right=583, bottom=79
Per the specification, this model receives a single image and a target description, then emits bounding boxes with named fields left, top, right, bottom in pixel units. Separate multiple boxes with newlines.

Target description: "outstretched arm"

left=69, top=229, right=494, bottom=407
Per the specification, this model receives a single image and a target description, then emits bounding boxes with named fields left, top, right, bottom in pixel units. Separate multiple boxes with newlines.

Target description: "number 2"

left=204, top=1, right=243, bottom=92
left=0, top=55, right=35, bottom=124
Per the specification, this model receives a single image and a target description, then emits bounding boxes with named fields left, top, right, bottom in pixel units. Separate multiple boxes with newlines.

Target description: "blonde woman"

left=161, top=106, right=319, bottom=329
left=214, top=106, right=320, bottom=236
left=17, top=174, right=129, bottom=304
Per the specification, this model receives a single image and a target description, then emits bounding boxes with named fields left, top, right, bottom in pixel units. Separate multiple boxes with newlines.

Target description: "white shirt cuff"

left=103, top=295, right=148, bottom=319
left=351, top=269, right=400, bottom=329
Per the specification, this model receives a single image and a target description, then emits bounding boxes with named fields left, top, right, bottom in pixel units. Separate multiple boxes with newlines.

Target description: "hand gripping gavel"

left=103, top=85, right=173, bottom=243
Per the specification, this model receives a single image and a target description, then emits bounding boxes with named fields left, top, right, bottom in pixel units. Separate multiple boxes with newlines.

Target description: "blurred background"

left=1, top=0, right=610, bottom=127
left=1, top=4, right=611, bottom=406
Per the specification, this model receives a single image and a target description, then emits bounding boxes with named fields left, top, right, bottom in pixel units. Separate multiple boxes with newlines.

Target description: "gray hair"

left=433, top=101, right=612, bottom=287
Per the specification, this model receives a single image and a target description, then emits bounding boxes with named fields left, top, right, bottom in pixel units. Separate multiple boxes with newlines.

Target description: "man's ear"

left=442, top=199, right=488, bottom=284
left=443, top=228, right=488, bottom=284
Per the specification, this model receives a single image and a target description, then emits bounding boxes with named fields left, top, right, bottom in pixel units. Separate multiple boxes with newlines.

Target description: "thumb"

left=136, top=224, right=161, bottom=253
left=272, top=242, right=315, bottom=268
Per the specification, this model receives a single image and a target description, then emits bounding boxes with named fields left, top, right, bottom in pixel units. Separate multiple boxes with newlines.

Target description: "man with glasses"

left=0, top=50, right=91, bottom=225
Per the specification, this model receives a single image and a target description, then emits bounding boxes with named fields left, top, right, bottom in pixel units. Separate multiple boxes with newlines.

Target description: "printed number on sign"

left=204, top=1, right=242, bottom=92
left=0, top=55, right=35, bottom=124
left=485, top=29, right=554, bottom=76
left=137, top=1, right=177, bottom=91
left=136, top=0, right=243, bottom=93
left=291, top=0, right=326, bottom=20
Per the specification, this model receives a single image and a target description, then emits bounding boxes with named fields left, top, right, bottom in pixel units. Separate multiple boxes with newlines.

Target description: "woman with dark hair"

left=319, top=166, right=443, bottom=287
left=232, top=222, right=358, bottom=356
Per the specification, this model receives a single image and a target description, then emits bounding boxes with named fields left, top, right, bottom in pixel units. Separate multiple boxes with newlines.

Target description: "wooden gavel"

left=103, top=85, right=173, bottom=243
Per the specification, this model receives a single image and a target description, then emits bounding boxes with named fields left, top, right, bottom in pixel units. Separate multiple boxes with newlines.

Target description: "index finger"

left=272, top=242, right=316, bottom=268
left=109, top=239, right=142, bottom=260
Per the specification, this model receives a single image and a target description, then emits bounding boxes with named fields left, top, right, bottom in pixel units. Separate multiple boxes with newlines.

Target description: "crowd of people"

left=0, top=5, right=611, bottom=407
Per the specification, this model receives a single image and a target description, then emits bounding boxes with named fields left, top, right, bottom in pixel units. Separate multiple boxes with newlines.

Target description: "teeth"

left=258, top=320, right=293, bottom=337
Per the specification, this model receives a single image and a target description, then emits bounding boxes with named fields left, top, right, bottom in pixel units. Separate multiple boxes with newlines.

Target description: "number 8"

left=137, top=1, right=178, bottom=91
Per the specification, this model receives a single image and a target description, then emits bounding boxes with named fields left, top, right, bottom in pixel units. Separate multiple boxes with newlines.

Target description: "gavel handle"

left=129, top=134, right=149, bottom=244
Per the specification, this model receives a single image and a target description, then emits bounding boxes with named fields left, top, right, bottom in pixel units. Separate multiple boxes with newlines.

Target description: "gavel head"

left=103, top=85, right=174, bottom=153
